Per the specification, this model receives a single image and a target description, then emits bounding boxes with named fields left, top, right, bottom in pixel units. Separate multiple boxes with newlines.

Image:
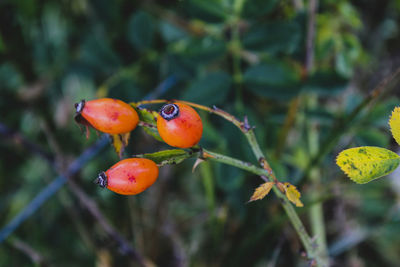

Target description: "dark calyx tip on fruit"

left=94, top=171, right=107, bottom=188
left=74, top=99, right=86, bottom=114
left=160, top=103, right=179, bottom=121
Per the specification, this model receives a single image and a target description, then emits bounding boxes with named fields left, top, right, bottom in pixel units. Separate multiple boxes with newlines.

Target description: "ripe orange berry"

left=95, top=158, right=159, bottom=195
left=157, top=103, right=203, bottom=148
left=75, top=98, right=139, bottom=134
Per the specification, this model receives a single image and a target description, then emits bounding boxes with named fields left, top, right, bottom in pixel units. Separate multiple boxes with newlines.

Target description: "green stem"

left=203, top=149, right=271, bottom=178
left=306, top=95, right=329, bottom=266
left=134, top=99, right=325, bottom=265
left=243, top=130, right=325, bottom=266
left=309, top=191, right=329, bottom=263
left=233, top=0, right=246, bottom=13
left=144, top=145, right=322, bottom=264
left=231, top=0, right=245, bottom=112
left=206, top=146, right=321, bottom=264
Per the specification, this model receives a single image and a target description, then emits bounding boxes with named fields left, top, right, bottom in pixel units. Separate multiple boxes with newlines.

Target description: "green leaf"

left=131, top=106, right=163, bottom=142
left=243, top=21, right=301, bottom=55
left=355, top=129, right=389, bottom=148
left=305, top=108, right=335, bottom=125
left=215, top=164, right=245, bottom=192
left=160, top=22, right=187, bottom=43
left=179, top=37, right=226, bottom=65
left=389, top=107, right=400, bottom=146
left=243, top=62, right=301, bottom=100
left=242, top=0, right=278, bottom=18
left=184, top=0, right=227, bottom=22
left=302, top=71, right=349, bottom=96
left=336, top=146, right=400, bottom=184
left=127, top=11, right=155, bottom=50
left=0, top=63, right=23, bottom=91
left=181, top=71, right=232, bottom=106
left=80, top=36, right=120, bottom=74
left=135, top=149, right=193, bottom=166
left=164, top=53, right=196, bottom=79
left=0, top=34, right=5, bottom=53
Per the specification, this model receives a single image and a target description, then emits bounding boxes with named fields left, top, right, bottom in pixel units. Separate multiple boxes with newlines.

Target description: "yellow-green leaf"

left=132, top=106, right=163, bottom=141
left=284, top=182, right=303, bottom=207
left=336, top=146, right=400, bottom=184
left=389, top=107, right=400, bottom=146
left=249, top=182, right=274, bottom=202
left=111, top=132, right=130, bottom=158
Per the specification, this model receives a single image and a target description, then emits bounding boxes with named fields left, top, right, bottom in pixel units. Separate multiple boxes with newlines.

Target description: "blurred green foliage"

left=1, top=0, right=400, bottom=266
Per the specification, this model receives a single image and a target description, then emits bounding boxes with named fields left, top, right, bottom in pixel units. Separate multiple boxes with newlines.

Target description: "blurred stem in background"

left=304, top=0, right=330, bottom=265
left=306, top=94, right=329, bottom=266
left=231, top=0, right=246, bottom=113
left=0, top=128, right=149, bottom=265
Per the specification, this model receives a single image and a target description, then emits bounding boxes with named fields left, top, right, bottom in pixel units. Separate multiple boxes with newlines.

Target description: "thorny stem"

left=202, top=149, right=272, bottom=179
left=134, top=99, right=325, bottom=266
left=243, top=130, right=324, bottom=266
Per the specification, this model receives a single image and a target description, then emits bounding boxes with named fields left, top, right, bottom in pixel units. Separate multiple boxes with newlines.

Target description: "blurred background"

left=1, top=0, right=400, bottom=266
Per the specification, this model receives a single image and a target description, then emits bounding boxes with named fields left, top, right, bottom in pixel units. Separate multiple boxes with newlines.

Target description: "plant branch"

left=133, top=99, right=326, bottom=265
left=67, top=180, right=147, bottom=266
left=9, top=238, right=49, bottom=267
left=0, top=122, right=54, bottom=164
left=245, top=129, right=326, bottom=266
left=303, top=0, right=330, bottom=265
left=207, top=147, right=321, bottom=264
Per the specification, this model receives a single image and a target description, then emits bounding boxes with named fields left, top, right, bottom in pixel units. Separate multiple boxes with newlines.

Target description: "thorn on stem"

left=241, top=116, right=254, bottom=132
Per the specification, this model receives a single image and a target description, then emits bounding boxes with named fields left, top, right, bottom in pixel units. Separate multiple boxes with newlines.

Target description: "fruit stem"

left=133, top=99, right=326, bottom=266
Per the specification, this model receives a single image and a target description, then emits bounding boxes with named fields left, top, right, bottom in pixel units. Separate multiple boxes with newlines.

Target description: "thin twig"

left=10, top=238, right=50, bottom=267
left=0, top=127, right=148, bottom=265
left=0, top=122, right=54, bottom=164
left=67, top=180, right=147, bottom=266
left=305, top=0, right=318, bottom=74
left=303, top=1, right=330, bottom=265
left=231, top=0, right=246, bottom=112
left=0, top=135, right=109, bottom=243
